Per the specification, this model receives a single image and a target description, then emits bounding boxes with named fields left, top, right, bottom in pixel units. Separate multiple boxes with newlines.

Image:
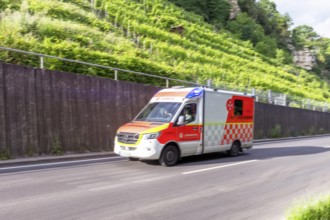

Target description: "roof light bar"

left=186, top=88, right=204, bottom=99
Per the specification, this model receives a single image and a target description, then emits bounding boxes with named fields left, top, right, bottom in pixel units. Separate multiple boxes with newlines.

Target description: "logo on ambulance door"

left=226, top=99, right=234, bottom=111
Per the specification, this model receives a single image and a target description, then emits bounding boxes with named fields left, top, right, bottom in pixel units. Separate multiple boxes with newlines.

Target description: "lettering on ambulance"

left=156, top=123, right=202, bottom=143
left=221, top=96, right=254, bottom=145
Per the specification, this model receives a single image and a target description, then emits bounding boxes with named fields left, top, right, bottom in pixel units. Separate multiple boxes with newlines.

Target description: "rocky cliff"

left=292, top=48, right=317, bottom=70
left=228, top=0, right=240, bottom=20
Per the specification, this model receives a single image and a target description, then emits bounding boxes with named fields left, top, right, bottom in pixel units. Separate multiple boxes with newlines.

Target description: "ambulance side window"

left=179, top=103, right=197, bottom=124
left=234, top=100, right=243, bottom=116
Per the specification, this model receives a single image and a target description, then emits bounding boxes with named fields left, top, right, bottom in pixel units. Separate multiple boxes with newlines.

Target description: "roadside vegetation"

left=0, top=0, right=330, bottom=103
left=287, top=195, right=330, bottom=220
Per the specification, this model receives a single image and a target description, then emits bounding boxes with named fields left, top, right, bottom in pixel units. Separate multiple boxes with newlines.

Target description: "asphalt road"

left=1, top=136, right=330, bottom=220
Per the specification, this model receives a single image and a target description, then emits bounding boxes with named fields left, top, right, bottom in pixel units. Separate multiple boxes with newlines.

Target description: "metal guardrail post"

left=207, top=79, right=212, bottom=88
left=166, top=79, right=169, bottom=88
left=307, top=99, right=311, bottom=110
left=40, top=56, right=44, bottom=69
left=268, top=90, right=272, bottom=104
left=114, top=69, right=118, bottom=80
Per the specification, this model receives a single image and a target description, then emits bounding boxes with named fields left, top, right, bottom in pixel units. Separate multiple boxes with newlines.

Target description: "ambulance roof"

left=151, top=87, right=253, bottom=102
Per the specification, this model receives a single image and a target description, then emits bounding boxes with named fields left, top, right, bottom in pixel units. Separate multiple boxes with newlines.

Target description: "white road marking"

left=182, top=160, right=259, bottom=175
left=0, top=156, right=124, bottom=171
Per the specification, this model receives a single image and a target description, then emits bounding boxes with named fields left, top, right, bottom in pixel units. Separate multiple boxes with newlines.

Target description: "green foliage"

left=0, top=0, right=21, bottom=11
left=239, top=0, right=292, bottom=49
left=168, top=0, right=230, bottom=29
left=50, top=134, right=63, bottom=155
left=0, top=149, right=11, bottom=160
left=292, top=25, right=319, bottom=49
left=286, top=195, right=330, bottom=220
left=0, top=0, right=329, bottom=103
left=274, top=49, right=293, bottom=65
left=269, top=124, right=281, bottom=138
left=227, top=13, right=264, bottom=45
left=255, top=36, right=277, bottom=58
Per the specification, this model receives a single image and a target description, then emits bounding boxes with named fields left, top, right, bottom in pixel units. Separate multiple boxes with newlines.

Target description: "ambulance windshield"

left=135, top=102, right=181, bottom=123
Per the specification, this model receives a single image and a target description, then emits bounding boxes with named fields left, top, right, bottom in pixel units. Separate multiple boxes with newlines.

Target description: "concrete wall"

left=0, top=62, right=329, bottom=157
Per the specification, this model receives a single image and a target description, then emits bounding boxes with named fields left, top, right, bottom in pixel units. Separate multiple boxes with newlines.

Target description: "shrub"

left=0, top=149, right=11, bottom=160
left=286, top=195, right=330, bottom=220
left=269, top=124, right=281, bottom=138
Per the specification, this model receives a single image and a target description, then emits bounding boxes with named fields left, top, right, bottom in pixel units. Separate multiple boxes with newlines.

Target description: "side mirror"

left=177, top=116, right=185, bottom=125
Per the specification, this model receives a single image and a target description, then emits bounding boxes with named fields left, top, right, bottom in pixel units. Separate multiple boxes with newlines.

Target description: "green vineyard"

left=0, top=0, right=330, bottom=103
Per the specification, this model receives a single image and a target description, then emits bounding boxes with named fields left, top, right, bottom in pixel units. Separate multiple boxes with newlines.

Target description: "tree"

left=168, top=0, right=230, bottom=28
left=207, top=0, right=230, bottom=29
left=227, top=12, right=264, bottom=45
left=256, top=0, right=292, bottom=47
left=238, top=0, right=292, bottom=50
left=255, top=36, right=277, bottom=58
left=238, top=0, right=258, bottom=19
left=292, top=25, right=319, bottom=49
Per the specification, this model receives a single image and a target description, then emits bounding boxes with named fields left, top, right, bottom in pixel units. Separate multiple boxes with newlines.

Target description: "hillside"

left=0, top=0, right=330, bottom=104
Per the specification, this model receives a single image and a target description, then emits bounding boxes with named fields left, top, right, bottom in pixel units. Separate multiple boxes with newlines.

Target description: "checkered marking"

left=221, top=123, right=253, bottom=145
left=204, top=124, right=225, bottom=147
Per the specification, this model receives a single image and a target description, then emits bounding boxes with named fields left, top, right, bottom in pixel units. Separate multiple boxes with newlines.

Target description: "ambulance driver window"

left=234, top=100, right=243, bottom=116
left=180, top=103, right=197, bottom=124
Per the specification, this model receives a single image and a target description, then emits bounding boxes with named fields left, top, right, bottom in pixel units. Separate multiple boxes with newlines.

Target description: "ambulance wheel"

left=228, top=142, right=240, bottom=157
left=159, top=145, right=179, bottom=167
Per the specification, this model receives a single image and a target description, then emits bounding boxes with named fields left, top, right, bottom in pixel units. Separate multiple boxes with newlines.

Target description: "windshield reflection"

left=135, top=102, right=181, bottom=123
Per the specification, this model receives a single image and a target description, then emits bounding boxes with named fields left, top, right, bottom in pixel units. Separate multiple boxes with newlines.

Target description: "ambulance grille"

left=117, top=132, right=140, bottom=144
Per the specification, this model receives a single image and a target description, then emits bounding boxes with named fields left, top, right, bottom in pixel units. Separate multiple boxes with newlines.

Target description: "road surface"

left=1, top=136, right=330, bottom=220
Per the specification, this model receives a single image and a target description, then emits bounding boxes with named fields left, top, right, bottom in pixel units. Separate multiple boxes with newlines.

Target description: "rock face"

left=228, top=0, right=240, bottom=20
left=293, top=48, right=317, bottom=70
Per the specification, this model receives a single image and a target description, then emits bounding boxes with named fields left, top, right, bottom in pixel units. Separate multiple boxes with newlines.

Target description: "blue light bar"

left=186, top=88, right=204, bottom=99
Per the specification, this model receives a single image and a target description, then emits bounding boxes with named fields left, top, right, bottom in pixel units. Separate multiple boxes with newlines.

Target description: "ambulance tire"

left=228, top=141, right=240, bottom=157
left=159, top=145, right=179, bottom=167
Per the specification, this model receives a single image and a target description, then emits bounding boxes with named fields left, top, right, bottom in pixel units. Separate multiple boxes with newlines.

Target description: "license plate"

left=120, top=151, right=131, bottom=157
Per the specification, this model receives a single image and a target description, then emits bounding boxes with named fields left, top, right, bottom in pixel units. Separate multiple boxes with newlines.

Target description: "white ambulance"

left=114, top=87, right=254, bottom=166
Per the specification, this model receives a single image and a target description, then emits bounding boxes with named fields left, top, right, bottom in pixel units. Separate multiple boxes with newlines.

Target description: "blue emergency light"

left=186, top=88, right=204, bottom=99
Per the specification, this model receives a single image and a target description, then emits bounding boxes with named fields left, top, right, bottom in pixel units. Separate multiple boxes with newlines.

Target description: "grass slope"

left=0, top=0, right=330, bottom=103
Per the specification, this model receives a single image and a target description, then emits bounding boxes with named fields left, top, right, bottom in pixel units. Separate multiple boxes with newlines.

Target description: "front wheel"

left=159, top=145, right=179, bottom=167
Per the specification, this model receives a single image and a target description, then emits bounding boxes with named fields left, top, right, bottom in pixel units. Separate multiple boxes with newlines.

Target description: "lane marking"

left=182, top=160, right=258, bottom=175
left=254, top=135, right=330, bottom=145
left=0, top=156, right=124, bottom=171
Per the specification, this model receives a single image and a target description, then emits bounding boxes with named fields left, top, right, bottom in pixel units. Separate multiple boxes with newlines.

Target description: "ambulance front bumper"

left=114, top=137, right=162, bottom=160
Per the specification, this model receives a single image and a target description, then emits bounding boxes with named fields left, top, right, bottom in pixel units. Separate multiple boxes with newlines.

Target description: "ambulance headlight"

left=144, top=132, right=161, bottom=140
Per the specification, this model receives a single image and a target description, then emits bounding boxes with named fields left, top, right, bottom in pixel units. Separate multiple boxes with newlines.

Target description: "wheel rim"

left=228, top=143, right=240, bottom=156
left=166, top=151, right=175, bottom=162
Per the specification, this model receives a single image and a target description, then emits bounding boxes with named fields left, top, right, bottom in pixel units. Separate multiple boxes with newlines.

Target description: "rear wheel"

left=159, top=145, right=179, bottom=167
left=228, top=142, right=240, bottom=157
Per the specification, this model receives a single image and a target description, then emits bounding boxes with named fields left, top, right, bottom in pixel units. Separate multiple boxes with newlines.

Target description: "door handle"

left=192, top=126, right=198, bottom=131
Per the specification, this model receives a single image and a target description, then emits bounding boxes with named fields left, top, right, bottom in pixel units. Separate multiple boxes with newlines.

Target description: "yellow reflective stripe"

left=204, top=122, right=226, bottom=126
left=204, top=122, right=253, bottom=126
left=117, top=123, right=170, bottom=147
left=141, top=123, right=170, bottom=134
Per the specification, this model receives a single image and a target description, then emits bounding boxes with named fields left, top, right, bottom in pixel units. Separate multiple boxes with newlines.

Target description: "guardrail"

left=0, top=46, right=200, bottom=88
left=0, top=46, right=329, bottom=112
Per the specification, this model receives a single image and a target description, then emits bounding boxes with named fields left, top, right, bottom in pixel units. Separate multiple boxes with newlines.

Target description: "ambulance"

left=114, top=87, right=254, bottom=166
